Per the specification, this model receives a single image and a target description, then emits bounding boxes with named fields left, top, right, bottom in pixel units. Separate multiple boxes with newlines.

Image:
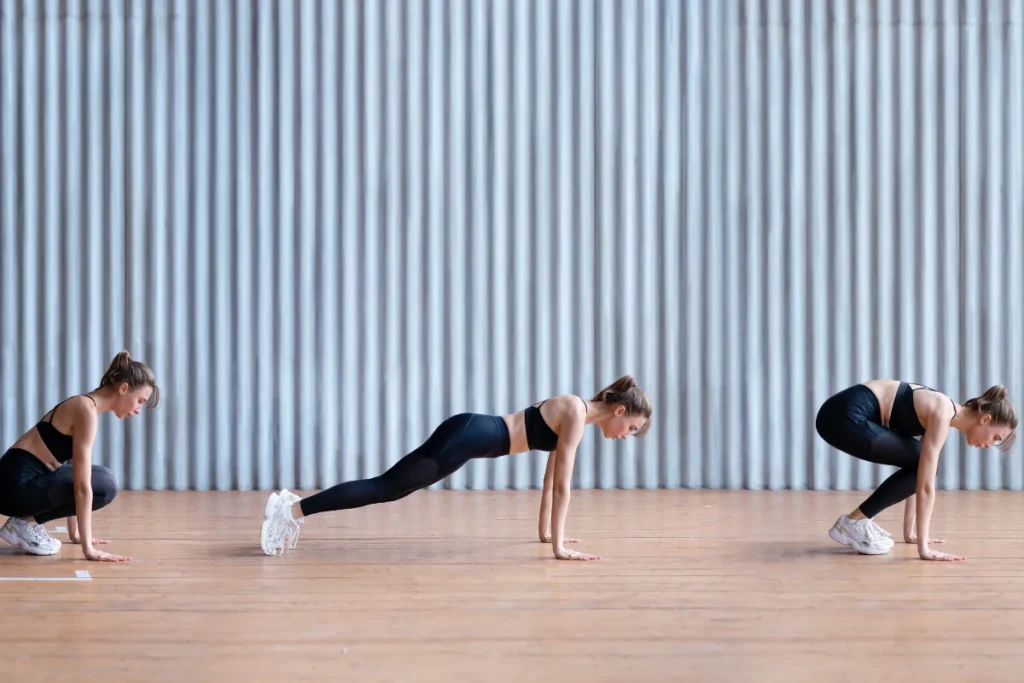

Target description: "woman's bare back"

left=860, top=379, right=953, bottom=431
left=501, top=394, right=585, bottom=455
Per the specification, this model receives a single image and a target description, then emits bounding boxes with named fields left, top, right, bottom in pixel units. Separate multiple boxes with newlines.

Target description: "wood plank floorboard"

left=1, top=490, right=1022, bottom=682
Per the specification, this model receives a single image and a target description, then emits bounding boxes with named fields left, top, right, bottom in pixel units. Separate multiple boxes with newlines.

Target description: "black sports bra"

left=36, top=395, right=96, bottom=463
left=889, top=382, right=957, bottom=437
left=523, top=397, right=588, bottom=452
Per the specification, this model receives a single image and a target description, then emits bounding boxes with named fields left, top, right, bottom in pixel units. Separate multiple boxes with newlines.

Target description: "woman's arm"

left=538, top=453, right=555, bottom=541
left=66, top=515, right=110, bottom=545
left=538, top=453, right=579, bottom=544
left=915, top=407, right=963, bottom=561
left=70, top=401, right=128, bottom=562
left=549, top=411, right=597, bottom=561
left=902, top=495, right=916, bottom=542
left=902, top=495, right=946, bottom=545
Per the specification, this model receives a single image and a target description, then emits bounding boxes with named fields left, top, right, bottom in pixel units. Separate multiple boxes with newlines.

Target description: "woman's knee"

left=814, top=403, right=831, bottom=440
left=815, top=398, right=847, bottom=445
left=91, top=466, right=119, bottom=507
left=376, top=472, right=428, bottom=503
left=384, top=486, right=419, bottom=503
left=867, top=432, right=922, bottom=468
left=816, top=406, right=870, bottom=457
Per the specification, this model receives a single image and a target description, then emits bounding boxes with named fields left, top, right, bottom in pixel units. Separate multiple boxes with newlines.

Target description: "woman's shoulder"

left=61, top=395, right=99, bottom=430
left=541, top=394, right=588, bottom=418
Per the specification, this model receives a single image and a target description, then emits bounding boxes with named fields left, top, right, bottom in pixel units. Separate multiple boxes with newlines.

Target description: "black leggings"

left=815, top=385, right=922, bottom=519
left=0, top=449, right=119, bottom=524
left=300, top=412, right=512, bottom=517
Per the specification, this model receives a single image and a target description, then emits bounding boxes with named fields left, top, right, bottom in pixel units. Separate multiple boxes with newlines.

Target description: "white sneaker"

left=260, top=489, right=303, bottom=556
left=828, top=515, right=894, bottom=555
left=867, top=519, right=894, bottom=540
left=278, top=489, right=303, bottom=550
left=0, top=518, right=61, bottom=555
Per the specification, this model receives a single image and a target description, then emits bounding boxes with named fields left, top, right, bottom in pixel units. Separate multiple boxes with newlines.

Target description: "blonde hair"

left=592, top=375, right=652, bottom=437
left=99, top=351, right=161, bottom=409
left=964, top=385, right=1017, bottom=451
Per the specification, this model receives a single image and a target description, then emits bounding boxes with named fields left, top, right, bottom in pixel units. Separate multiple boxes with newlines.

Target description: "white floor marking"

left=0, top=570, right=92, bottom=581
left=54, top=526, right=67, bottom=533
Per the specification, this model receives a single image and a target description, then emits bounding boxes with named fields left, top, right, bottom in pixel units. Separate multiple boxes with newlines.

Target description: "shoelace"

left=287, top=521, right=300, bottom=550
left=266, top=502, right=302, bottom=556
left=852, top=518, right=886, bottom=543
left=24, top=522, right=54, bottom=546
left=868, top=520, right=892, bottom=539
left=267, top=517, right=290, bottom=557
left=278, top=493, right=302, bottom=550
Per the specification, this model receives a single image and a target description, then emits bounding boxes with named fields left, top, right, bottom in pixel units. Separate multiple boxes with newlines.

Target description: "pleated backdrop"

left=1, top=0, right=1023, bottom=491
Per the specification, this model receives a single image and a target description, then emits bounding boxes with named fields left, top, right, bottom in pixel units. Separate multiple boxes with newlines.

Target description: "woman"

left=815, top=380, right=1017, bottom=561
left=260, top=375, right=653, bottom=561
left=0, top=351, right=160, bottom=562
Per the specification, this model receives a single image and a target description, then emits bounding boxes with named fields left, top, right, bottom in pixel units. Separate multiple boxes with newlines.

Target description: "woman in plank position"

left=815, top=380, right=1017, bottom=561
left=260, top=375, right=652, bottom=561
left=0, top=351, right=159, bottom=562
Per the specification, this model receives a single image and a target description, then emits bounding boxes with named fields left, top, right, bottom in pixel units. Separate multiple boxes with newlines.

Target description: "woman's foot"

left=260, top=490, right=303, bottom=556
left=828, top=514, right=894, bottom=555
left=0, top=518, right=62, bottom=555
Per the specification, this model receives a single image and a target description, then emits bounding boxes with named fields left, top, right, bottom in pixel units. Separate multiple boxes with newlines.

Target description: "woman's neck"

left=84, top=388, right=119, bottom=415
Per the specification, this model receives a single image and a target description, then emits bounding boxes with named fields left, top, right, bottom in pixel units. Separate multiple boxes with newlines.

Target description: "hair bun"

left=592, top=374, right=640, bottom=402
left=982, top=384, right=1009, bottom=404
left=96, top=350, right=160, bottom=408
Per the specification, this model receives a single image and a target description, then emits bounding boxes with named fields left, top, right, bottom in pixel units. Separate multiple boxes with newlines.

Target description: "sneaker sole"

left=260, top=519, right=279, bottom=556
left=828, top=526, right=891, bottom=555
left=260, top=493, right=281, bottom=556
left=273, top=490, right=302, bottom=550
left=260, top=492, right=300, bottom=556
left=0, top=527, right=61, bottom=556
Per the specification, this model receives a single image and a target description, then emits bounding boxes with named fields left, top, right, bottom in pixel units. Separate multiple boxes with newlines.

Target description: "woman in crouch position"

left=0, top=351, right=160, bottom=562
left=815, top=380, right=1017, bottom=561
left=260, top=375, right=653, bottom=561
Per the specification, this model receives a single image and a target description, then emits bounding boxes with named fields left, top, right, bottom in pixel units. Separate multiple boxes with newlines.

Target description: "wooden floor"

left=2, top=490, right=1024, bottom=682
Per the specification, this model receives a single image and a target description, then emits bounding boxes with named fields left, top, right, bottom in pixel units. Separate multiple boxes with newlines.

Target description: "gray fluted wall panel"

left=1, top=0, right=1022, bottom=492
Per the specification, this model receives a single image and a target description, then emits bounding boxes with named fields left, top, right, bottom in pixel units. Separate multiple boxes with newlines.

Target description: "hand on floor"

left=919, top=548, right=965, bottom=562
left=68, top=533, right=110, bottom=545
left=904, top=534, right=945, bottom=544
left=83, top=547, right=130, bottom=562
left=554, top=547, right=600, bottom=561
left=540, top=534, right=580, bottom=544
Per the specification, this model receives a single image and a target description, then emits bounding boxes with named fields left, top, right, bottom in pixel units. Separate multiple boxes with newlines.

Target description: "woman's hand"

left=540, top=532, right=579, bottom=544
left=919, top=547, right=964, bottom=562
left=67, top=530, right=110, bottom=545
left=553, top=546, right=599, bottom=561
left=904, top=532, right=945, bottom=545
left=83, top=546, right=130, bottom=562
